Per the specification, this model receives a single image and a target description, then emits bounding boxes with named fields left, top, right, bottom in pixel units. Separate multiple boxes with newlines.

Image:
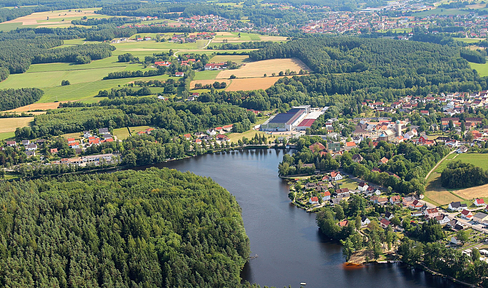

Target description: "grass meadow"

left=470, top=62, right=488, bottom=77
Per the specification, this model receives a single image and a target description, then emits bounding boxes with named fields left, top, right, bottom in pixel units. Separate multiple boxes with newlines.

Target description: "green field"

left=113, top=126, right=151, bottom=140
left=412, top=8, right=470, bottom=16
left=470, top=62, right=488, bottom=77
left=0, top=132, right=15, bottom=140
left=455, top=153, right=488, bottom=170
left=193, top=70, right=221, bottom=80
left=0, top=55, right=175, bottom=102
left=453, top=37, right=482, bottom=44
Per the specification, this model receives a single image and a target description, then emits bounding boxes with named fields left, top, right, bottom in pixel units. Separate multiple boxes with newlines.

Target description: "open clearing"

left=424, top=172, right=464, bottom=205
left=0, top=117, right=33, bottom=133
left=225, top=77, right=282, bottom=91
left=470, top=62, right=488, bottom=77
left=216, top=58, right=310, bottom=79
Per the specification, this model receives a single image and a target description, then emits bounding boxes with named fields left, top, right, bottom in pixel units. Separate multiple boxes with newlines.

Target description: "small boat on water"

left=300, top=283, right=306, bottom=286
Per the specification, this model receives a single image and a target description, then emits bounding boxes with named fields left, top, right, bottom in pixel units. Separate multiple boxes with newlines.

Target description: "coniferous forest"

left=0, top=168, right=250, bottom=287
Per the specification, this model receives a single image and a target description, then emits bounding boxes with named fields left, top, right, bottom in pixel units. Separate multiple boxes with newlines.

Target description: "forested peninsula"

left=0, top=168, right=252, bottom=287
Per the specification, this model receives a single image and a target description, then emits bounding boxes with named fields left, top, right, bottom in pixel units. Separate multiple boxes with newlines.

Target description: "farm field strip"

left=216, top=58, right=310, bottom=79
left=0, top=117, right=34, bottom=133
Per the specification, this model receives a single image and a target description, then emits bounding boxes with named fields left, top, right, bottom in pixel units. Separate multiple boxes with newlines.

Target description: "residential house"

left=338, top=220, right=349, bottom=227
left=460, top=209, right=473, bottom=220
left=402, top=196, right=417, bottom=207
left=474, top=198, right=485, bottom=207
left=435, top=214, right=451, bottom=225
left=409, top=200, right=424, bottom=210
left=361, top=216, right=371, bottom=226
left=352, top=154, right=364, bottom=163
left=330, top=171, right=343, bottom=181
left=423, top=208, right=439, bottom=219
left=336, top=188, right=349, bottom=195
left=450, top=236, right=461, bottom=246
left=98, top=128, right=110, bottom=135
left=25, top=151, right=35, bottom=157
left=216, top=134, right=230, bottom=142
left=321, top=191, right=331, bottom=201
left=448, top=201, right=468, bottom=211
left=385, top=211, right=394, bottom=220
left=411, top=210, right=423, bottom=217
left=358, top=182, right=368, bottom=192
left=26, top=144, right=37, bottom=151
left=21, top=140, right=30, bottom=146
left=83, top=131, right=92, bottom=138
left=371, top=196, right=388, bottom=205
left=380, top=218, right=391, bottom=229
left=183, top=134, right=191, bottom=140
left=6, top=141, right=16, bottom=147
left=457, top=146, right=469, bottom=154
left=207, top=129, right=217, bottom=136
left=50, top=148, right=58, bottom=154
left=344, top=142, right=357, bottom=150
left=309, top=196, right=319, bottom=205
left=389, top=195, right=401, bottom=204
left=473, top=212, right=488, bottom=224
left=175, top=72, right=185, bottom=77
left=379, top=157, right=389, bottom=165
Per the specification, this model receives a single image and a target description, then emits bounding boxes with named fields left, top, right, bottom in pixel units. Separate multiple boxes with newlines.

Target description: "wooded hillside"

left=0, top=168, right=250, bottom=287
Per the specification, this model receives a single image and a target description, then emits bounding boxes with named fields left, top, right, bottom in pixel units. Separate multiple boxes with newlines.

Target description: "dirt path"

left=424, top=150, right=455, bottom=180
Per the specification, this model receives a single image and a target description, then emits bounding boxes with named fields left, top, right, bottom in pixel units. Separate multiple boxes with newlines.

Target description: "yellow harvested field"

left=216, top=58, right=310, bottom=79
left=226, top=77, right=282, bottom=91
left=0, top=117, right=34, bottom=133
left=259, top=35, right=288, bottom=41
left=453, top=184, right=488, bottom=199
left=2, top=9, right=99, bottom=25
left=6, top=102, right=63, bottom=112
left=190, top=80, right=231, bottom=89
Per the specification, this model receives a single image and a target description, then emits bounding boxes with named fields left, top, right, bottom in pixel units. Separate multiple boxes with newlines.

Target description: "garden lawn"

left=113, top=126, right=151, bottom=140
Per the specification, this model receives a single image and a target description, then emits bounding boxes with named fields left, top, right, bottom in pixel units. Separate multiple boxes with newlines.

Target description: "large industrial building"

left=262, top=105, right=325, bottom=132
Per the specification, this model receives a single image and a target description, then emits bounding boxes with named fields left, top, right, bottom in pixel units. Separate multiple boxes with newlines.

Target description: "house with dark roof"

left=448, top=201, right=468, bottom=211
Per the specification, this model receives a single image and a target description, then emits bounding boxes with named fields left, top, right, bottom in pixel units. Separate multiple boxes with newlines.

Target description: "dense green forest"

left=441, top=160, right=488, bottom=189
left=250, top=37, right=483, bottom=95
left=0, top=168, right=250, bottom=287
left=0, top=88, right=43, bottom=111
left=15, top=100, right=256, bottom=139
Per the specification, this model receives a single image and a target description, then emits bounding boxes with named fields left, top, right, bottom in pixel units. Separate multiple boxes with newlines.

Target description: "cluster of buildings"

left=261, top=105, right=328, bottom=132
left=1, top=139, right=46, bottom=157
left=50, top=153, right=119, bottom=167
left=64, top=128, right=114, bottom=154
left=186, top=124, right=234, bottom=144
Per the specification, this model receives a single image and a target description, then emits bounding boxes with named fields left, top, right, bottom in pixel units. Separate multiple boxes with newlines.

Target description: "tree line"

left=441, top=160, right=488, bottom=189
left=15, top=100, right=256, bottom=139
left=0, top=88, right=43, bottom=111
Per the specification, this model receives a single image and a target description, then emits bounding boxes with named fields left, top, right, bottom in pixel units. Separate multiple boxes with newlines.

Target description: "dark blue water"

left=157, top=149, right=462, bottom=288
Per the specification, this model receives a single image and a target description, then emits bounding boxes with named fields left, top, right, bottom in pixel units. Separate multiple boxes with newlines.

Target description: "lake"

left=156, top=149, right=462, bottom=288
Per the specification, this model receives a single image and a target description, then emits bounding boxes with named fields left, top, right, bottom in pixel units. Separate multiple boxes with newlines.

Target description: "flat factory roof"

left=269, top=108, right=303, bottom=124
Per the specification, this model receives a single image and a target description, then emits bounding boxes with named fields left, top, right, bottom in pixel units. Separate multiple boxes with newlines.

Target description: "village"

left=291, top=163, right=488, bottom=262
